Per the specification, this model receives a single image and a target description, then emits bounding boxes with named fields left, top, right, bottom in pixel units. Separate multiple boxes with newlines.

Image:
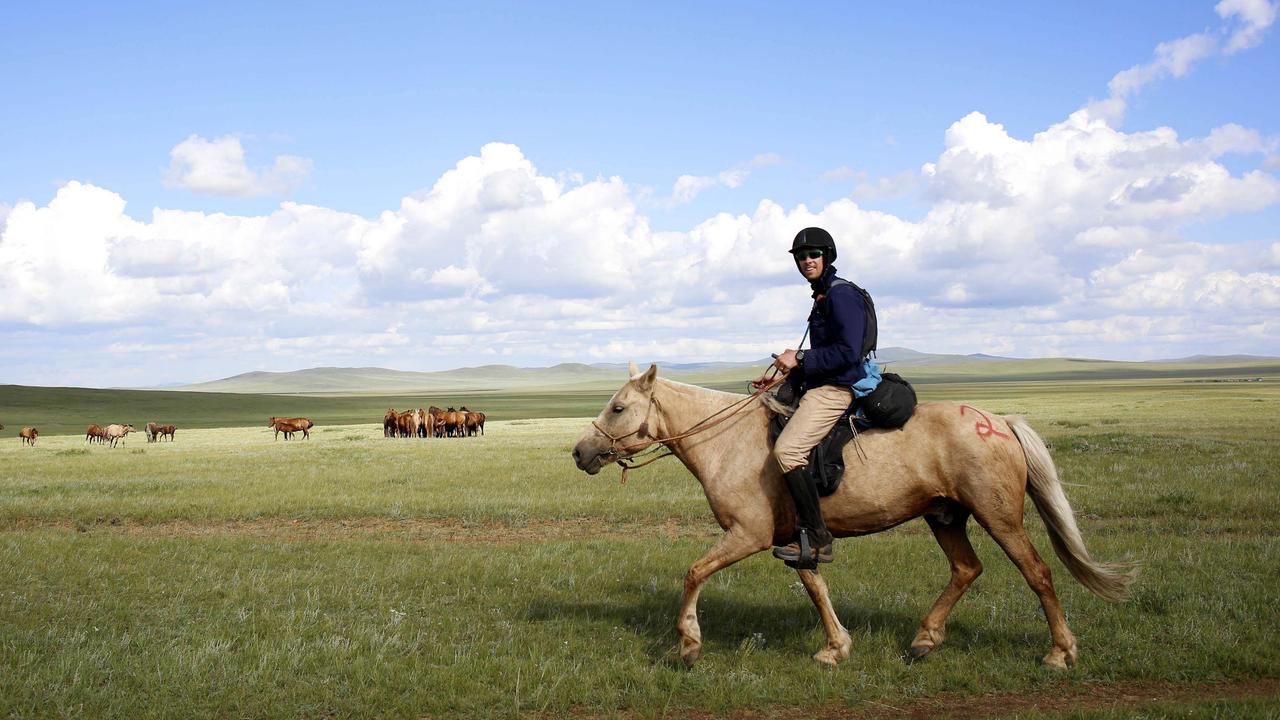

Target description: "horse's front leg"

left=676, top=528, right=770, bottom=668
left=796, top=568, right=852, bottom=665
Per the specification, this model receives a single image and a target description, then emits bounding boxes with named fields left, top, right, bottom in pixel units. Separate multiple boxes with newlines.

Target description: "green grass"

left=5, top=529, right=1273, bottom=718
left=2, top=378, right=1279, bottom=718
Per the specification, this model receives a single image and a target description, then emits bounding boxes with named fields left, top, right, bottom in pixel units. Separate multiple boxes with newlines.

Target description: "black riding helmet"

left=790, top=226, right=837, bottom=264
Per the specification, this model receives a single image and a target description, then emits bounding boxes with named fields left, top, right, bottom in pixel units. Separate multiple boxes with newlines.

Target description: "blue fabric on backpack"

left=852, top=358, right=882, bottom=399
left=842, top=358, right=882, bottom=420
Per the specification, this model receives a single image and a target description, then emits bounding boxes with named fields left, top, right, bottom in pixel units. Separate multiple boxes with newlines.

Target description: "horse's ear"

left=634, top=363, right=657, bottom=392
left=629, top=361, right=640, bottom=377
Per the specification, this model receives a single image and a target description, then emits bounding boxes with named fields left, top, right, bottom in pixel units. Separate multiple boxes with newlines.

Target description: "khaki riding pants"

left=773, top=384, right=854, bottom=473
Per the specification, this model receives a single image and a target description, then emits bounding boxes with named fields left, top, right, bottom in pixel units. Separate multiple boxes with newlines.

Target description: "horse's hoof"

left=907, top=644, right=933, bottom=661
left=812, top=649, right=842, bottom=666
left=1041, top=651, right=1071, bottom=670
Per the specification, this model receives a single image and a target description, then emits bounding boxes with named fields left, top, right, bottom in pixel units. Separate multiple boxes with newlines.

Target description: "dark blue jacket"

left=798, top=267, right=868, bottom=391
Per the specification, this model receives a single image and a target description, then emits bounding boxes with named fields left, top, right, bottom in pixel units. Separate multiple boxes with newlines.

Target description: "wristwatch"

left=794, top=350, right=806, bottom=366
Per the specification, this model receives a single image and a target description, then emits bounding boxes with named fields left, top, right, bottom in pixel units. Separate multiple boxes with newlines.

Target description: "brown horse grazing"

left=159, top=425, right=176, bottom=441
left=146, top=422, right=160, bottom=443
left=384, top=409, right=398, bottom=438
left=86, top=424, right=106, bottom=444
left=104, top=424, right=135, bottom=448
left=572, top=365, right=1137, bottom=669
left=19, top=427, right=38, bottom=446
left=269, top=417, right=313, bottom=439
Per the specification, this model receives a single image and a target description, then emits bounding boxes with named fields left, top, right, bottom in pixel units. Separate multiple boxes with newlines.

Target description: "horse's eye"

left=613, top=405, right=625, bottom=413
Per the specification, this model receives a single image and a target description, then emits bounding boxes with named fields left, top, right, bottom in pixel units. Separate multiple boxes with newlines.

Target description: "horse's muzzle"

left=572, top=439, right=607, bottom=475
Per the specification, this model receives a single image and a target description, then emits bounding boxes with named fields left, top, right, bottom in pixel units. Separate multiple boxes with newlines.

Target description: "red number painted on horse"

left=960, top=405, right=1011, bottom=440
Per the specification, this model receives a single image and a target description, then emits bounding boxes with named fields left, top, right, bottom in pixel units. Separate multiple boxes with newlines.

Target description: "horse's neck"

left=653, top=379, right=771, bottom=488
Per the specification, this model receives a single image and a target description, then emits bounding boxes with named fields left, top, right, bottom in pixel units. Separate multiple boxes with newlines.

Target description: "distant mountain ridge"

left=173, top=348, right=1280, bottom=395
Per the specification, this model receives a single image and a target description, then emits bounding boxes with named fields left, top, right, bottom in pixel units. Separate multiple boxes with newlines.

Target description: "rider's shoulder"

left=826, top=276, right=861, bottom=296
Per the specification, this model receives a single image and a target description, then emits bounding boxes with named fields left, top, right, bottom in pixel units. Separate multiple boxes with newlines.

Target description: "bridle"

left=591, top=373, right=786, bottom=483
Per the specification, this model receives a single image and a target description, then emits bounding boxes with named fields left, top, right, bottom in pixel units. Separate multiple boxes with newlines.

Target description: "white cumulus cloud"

left=166, top=134, right=313, bottom=196
left=1086, top=1, right=1277, bottom=125
left=669, top=154, right=782, bottom=205
left=1218, top=0, right=1279, bottom=52
left=4, top=117, right=1278, bottom=384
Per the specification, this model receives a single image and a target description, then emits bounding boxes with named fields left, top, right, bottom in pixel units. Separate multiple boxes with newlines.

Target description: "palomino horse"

left=572, top=365, right=1136, bottom=668
left=104, top=424, right=135, bottom=448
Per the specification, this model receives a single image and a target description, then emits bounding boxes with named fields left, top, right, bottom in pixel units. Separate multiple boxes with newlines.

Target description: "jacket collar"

left=809, top=265, right=839, bottom=297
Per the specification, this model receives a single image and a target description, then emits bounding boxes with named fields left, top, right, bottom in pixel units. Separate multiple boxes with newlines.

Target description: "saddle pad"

left=768, top=413, right=855, bottom=496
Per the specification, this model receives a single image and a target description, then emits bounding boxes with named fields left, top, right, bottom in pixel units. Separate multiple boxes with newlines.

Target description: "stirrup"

left=790, top=529, right=819, bottom=570
left=772, top=529, right=832, bottom=570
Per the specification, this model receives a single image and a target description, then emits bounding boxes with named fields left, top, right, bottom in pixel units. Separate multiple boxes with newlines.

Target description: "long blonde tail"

left=1006, top=416, right=1139, bottom=602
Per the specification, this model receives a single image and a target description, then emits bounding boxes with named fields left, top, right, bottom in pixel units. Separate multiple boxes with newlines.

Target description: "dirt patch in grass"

left=4, top=513, right=1270, bottom=544
left=638, top=677, right=1279, bottom=719
left=4, top=516, right=723, bottom=544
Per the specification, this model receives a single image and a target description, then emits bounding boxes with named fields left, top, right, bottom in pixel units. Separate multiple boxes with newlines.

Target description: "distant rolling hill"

left=174, top=348, right=1280, bottom=395
left=181, top=364, right=631, bottom=394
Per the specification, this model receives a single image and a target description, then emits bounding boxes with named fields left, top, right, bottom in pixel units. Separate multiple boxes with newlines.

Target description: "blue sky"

left=2, top=1, right=1278, bottom=387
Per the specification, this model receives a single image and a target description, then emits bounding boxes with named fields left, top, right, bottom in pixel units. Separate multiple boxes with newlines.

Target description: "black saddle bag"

left=769, top=414, right=854, bottom=497
left=860, top=372, right=917, bottom=428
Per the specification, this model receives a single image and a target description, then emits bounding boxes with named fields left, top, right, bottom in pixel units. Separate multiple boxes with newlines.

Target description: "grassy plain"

left=0, top=383, right=617, bottom=437
left=2, top=376, right=1278, bottom=718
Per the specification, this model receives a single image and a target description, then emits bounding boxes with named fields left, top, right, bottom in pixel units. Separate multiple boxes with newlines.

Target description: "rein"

left=593, top=372, right=787, bottom=484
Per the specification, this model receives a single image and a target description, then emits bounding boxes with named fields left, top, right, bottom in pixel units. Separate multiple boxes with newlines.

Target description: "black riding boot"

left=772, top=466, right=834, bottom=569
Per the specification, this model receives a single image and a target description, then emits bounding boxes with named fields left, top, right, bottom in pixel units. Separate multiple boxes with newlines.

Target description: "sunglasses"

left=794, top=249, right=824, bottom=260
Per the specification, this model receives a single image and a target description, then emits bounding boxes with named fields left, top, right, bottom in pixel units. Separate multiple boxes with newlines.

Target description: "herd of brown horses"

left=9, top=410, right=477, bottom=445
left=384, top=406, right=485, bottom=438
left=6, top=422, right=161, bottom=448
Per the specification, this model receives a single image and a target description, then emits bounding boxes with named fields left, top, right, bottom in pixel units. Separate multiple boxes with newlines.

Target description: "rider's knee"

left=773, top=444, right=803, bottom=474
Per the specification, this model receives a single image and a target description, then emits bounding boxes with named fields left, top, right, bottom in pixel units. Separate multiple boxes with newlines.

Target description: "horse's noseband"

left=589, top=374, right=784, bottom=481
left=591, top=393, right=660, bottom=461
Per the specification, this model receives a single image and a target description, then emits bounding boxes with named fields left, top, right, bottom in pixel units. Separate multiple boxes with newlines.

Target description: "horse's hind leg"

left=977, top=515, right=1077, bottom=669
left=796, top=568, right=852, bottom=665
left=910, top=512, right=982, bottom=660
left=676, top=529, right=769, bottom=668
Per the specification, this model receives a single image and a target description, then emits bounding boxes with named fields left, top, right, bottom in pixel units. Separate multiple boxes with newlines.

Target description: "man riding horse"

left=752, top=227, right=879, bottom=569
left=574, top=230, right=1134, bottom=666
